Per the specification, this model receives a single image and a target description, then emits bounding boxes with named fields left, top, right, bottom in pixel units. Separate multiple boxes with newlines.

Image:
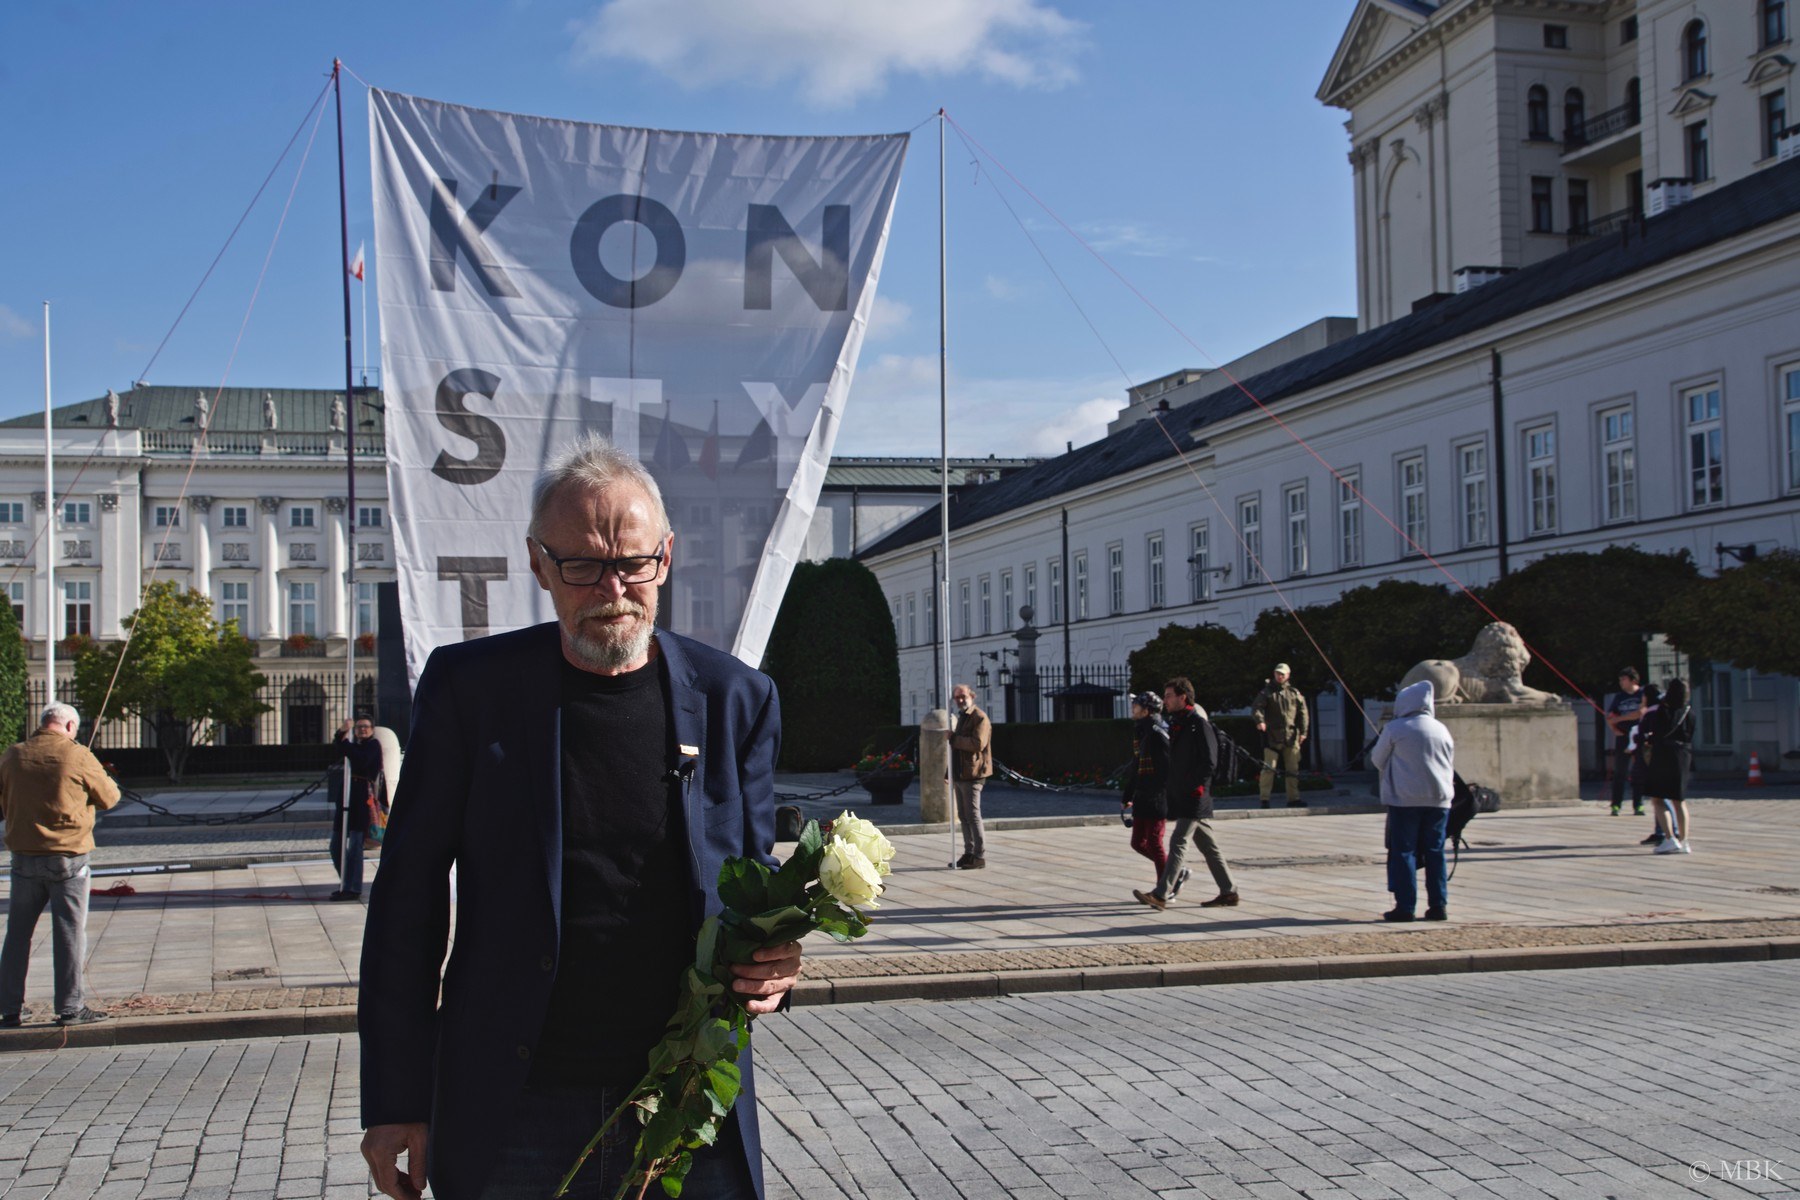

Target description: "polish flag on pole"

left=349, top=241, right=365, bottom=282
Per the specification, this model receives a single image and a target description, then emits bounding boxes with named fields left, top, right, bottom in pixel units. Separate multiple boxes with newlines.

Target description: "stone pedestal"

left=1434, top=702, right=1579, bottom=807
left=918, top=708, right=952, bottom=823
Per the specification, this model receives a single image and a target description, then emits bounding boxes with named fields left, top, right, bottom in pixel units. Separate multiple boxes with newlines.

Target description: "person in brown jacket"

left=0, top=702, right=121, bottom=1027
left=947, top=683, right=992, bottom=869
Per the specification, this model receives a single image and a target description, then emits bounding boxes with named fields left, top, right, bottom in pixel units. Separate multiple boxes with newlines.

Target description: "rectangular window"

left=289, top=505, right=316, bottom=530
left=1458, top=443, right=1489, bottom=548
left=63, top=580, right=92, bottom=638
left=979, top=575, right=992, bottom=636
left=1337, top=473, right=1362, bottom=567
left=1525, top=424, right=1558, bottom=534
left=1074, top=552, right=1089, bottom=620
left=1531, top=176, right=1554, bottom=232
left=6, top=581, right=24, bottom=627
left=1024, top=564, right=1037, bottom=622
left=357, top=505, right=384, bottom=529
left=356, top=581, right=378, bottom=637
left=1600, top=406, right=1637, bottom=521
left=1189, top=523, right=1212, bottom=602
left=1239, top=497, right=1263, bottom=584
left=221, top=505, right=249, bottom=529
left=288, top=581, right=318, bottom=638
left=219, top=581, right=250, bottom=631
left=1685, top=384, right=1724, bottom=508
left=1400, top=455, right=1427, bottom=556
left=1685, top=121, right=1710, bottom=181
left=1621, top=14, right=1638, bottom=42
left=1693, top=662, right=1733, bottom=745
left=1765, top=90, right=1789, bottom=160
left=1284, top=484, right=1308, bottom=577
left=1543, top=23, right=1568, bottom=48
left=959, top=580, right=971, bottom=639
left=154, top=505, right=182, bottom=528
left=1048, top=559, right=1063, bottom=623
left=0, top=502, right=24, bottom=524
left=1765, top=0, right=1789, bottom=48
left=999, top=570, right=1014, bottom=631
left=1107, top=544, right=1124, bottom=615
left=906, top=594, right=917, bottom=646
left=691, top=597, right=715, bottom=632
left=62, top=501, right=92, bottom=527
left=1567, top=178, right=1589, bottom=233
left=923, top=589, right=935, bottom=642
left=1147, top=534, right=1165, bottom=609
left=1783, top=366, right=1800, bottom=492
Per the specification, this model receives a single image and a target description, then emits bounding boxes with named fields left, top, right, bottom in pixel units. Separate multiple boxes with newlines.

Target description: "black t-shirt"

left=530, top=655, right=692, bottom=1087
left=1607, top=690, right=1643, bottom=749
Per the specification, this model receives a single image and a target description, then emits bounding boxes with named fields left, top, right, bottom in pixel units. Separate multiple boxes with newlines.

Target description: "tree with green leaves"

left=1311, top=580, right=1487, bottom=700
left=1660, top=549, right=1800, bottom=677
left=1128, top=622, right=1255, bottom=713
left=0, top=601, right=26, bottom=745
left=71, top=581, right=268, bottom=781
left=760, top=558, right=900, bottom=771
left=1479, top=546, right=1699, bottom=696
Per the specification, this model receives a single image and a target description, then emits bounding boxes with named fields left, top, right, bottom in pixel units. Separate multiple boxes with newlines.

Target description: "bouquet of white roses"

left=556, top=811, right=895, bottom=1199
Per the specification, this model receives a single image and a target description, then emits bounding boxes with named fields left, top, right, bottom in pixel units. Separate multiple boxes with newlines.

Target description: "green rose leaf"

left=716, top=858, right=770, bottom=913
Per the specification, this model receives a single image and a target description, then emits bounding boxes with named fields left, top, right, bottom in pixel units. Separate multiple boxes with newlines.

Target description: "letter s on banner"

left=431, top=368, right=506, bottom=485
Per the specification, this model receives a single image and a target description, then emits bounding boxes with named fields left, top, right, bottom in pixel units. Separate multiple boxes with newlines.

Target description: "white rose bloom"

left=831, top=811, right=895, bottom=877
left=819, top=835, right=884, bottom=910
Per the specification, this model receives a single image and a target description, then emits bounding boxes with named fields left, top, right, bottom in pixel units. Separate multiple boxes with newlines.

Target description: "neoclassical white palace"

left=861, top=0, right=1800, bottom=773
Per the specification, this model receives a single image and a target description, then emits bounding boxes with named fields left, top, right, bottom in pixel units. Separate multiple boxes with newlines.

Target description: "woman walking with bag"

left=1640, top=678, right=1695, bottom=854
left=1121, top=692, right=1175, bottom=896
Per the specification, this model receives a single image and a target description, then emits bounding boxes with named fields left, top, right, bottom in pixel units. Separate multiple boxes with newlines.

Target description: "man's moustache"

left=576, top=602, right=646, bottom=622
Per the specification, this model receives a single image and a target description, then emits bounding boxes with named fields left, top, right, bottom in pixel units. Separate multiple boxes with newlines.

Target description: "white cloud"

left=570, top=0, right=1084, bottom=107
left=865, top=295, right=913, bottom=342
left=0, top=305, right=36, bottom=341
left=837, top=352, right=1122, bottom=456
left=983, top=274, right=1027, bottom=301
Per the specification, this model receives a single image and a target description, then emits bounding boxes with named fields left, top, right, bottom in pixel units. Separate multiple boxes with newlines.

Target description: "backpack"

left=1200, top=718, right=1241, bottom=789
left=1446, top=773, right=1501, bottom=876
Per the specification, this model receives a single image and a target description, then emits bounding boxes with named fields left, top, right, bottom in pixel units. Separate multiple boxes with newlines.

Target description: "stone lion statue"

left=1397, top=621, right=1562, bottom=706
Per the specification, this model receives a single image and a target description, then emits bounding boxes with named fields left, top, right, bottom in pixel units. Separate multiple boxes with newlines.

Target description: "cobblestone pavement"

left=2, top=801, right=1797, bottom=1024
left=1, top=961, right=1794, bottom=1199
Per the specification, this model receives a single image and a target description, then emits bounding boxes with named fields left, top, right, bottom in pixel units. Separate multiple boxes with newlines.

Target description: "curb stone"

left=3, top=937, right=1795, bottom=1051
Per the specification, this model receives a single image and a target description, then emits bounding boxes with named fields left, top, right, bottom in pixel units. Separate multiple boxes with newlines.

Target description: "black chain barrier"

left=113, top=773, right=333, bottom=827
left=771, top=733, right=921, bottom=803
left=992, top=758, right=1129, bottom=793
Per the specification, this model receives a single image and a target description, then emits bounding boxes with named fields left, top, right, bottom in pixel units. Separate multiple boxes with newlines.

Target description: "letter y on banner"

left=369, top=89, right=908, bottom=684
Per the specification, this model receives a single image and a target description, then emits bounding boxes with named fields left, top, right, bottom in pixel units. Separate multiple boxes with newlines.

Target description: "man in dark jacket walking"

left=1134, top=678, right=1237, bottom=911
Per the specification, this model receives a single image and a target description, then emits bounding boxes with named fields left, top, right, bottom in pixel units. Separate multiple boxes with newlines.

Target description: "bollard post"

left=919, top=708, right=952, bottom=823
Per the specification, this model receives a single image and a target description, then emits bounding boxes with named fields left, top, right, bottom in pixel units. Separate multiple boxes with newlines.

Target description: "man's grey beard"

left=565, top=601, right=654, bottom=672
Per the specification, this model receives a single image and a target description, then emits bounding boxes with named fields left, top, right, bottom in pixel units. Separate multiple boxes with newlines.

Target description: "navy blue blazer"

left=358, top=622, right=782, bottom=1199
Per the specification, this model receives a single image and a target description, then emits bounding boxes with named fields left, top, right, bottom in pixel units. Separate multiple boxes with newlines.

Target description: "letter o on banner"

left=570, top=194, right=686, bottom=308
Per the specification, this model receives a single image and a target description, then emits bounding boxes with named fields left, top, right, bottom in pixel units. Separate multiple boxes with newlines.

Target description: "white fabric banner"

left=369, top=89, right=908, bottom=683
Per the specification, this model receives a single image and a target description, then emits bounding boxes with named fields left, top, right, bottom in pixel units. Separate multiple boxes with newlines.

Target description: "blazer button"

left=540, top=955, right=554, bottom=972
left=516, top=1045, right=531, bottom=1061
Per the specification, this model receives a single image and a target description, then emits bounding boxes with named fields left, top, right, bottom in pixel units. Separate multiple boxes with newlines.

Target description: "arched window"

left=1683, top=20, right=1709, bottom=79
left=1528, top=85, right=1551, bottom=139
left=1564, top=88, right=1587, bottom=141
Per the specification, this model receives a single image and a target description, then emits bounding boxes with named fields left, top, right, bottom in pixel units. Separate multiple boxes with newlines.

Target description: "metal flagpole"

left=334, top=59, right=358, bottom=895
left=938, top=110, right=957, bottom=869
left=43, top=302, right=56, bottom=707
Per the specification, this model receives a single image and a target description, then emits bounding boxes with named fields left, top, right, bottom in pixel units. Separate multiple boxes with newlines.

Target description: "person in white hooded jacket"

left=1370, top=679, right=1456, bottom=922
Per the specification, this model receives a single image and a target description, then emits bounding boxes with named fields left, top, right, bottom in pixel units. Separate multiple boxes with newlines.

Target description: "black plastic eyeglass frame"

left=533, top=539, right=666, bottom=586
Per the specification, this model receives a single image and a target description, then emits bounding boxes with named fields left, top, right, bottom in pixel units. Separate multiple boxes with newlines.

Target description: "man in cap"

left=1253, top=663, right=1309, bottom=808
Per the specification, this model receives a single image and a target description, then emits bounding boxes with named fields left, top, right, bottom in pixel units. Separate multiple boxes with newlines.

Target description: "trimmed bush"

left=762, top=559, right=901, bottom=771
left=0, top=604, right=24, bottom=745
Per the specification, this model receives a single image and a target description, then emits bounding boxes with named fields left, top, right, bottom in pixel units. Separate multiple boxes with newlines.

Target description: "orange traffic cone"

left=1747, top=752, right=1765, bottom=787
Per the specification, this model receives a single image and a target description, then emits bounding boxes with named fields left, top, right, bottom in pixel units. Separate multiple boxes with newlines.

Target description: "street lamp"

left=977, top=647, right=1017, bottom=686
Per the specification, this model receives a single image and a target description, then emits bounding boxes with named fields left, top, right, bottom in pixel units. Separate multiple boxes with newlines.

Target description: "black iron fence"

left=1564, top=99, right=1640, bottom=149
left=990, top=664, right=1134, bottom=723
left=27, top=670, right=377, bottom=753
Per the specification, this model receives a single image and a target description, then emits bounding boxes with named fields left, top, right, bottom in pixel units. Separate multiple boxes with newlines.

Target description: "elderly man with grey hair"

left=1, top=701, right=121, bottom=1028
left=359, top=432, right=799, bottom=1200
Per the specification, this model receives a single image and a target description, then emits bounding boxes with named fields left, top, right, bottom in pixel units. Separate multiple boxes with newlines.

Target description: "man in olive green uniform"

left=1253, top=663, right=1309, bottom=808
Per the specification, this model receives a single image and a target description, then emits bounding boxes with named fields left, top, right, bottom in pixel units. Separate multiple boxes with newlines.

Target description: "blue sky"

left=1, top=1, right=1359, bottom=456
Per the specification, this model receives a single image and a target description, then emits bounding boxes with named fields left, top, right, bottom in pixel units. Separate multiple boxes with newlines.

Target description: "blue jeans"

left=1385, top=806, right=1448, bottom=915
left=479, top=1081, right=757, bottom=1199
left=0, top=853, right=91, bottom=1017
left=329, top=826, right=364, bottom=894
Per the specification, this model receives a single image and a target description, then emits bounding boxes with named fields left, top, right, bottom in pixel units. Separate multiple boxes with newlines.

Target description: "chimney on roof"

left=1156, top=399, right=1171, bottom=414
left=1453, top=266, right=1512, bottom=294
left=1646, top=178, right=1694, bottom=216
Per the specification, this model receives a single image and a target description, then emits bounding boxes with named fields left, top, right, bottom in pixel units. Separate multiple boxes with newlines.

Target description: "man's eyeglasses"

left=533, top=540, right=666, bottom=586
